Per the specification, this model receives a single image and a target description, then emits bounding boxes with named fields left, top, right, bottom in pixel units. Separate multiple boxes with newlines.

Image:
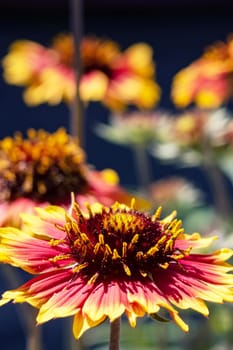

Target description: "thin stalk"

left=68, top=2, right=85, bottom=349
left=65, top=317, right=84, bottom=350
left=25, top=306, right=42, bottom=350
left=203, top=162, right=232, bottom=219
left=0, top=265, right=43, bottom=350
left=132, top=145, right=152, bottom=196
left=69, top=0, right=85, bottom=147
left=201, top=139, right=232, bottom=220
left=109, top=318, right=121, bottom=350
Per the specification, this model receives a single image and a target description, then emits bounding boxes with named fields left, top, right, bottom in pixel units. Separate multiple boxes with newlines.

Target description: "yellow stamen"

left=172, top=253, right=185, bottom=260
left=71, top=221, right=82, bottom=235
left=73, top=202, right=85, bottom=219
left=80, top=233, right=89, bottom=244
left=122, top=242, right=127, bottom=258
left=156, top=235, right=167, bottom=246
left=49, top=238, right=65, bottom=246
left=129, top=233, right=139, bottom=247
left=105, top=244, right=112, bottom=255
left=165, top=236, right=176, bottom=251
left=98, top=234, right=104, bottom=245
left=81, top=245, right=87, bottom=258
left=72, top=262, right=89, bottom=273
left=159, top=262, right=169, bottom=269
left=85, top=203, right=93, bottom=218
left=147, top=246, right=159, bottom=256
left=122, top=262, right=131, bottom=276
left=140, top=270, right=147, bottom=277
left=153, top=206, right=162, bottom=220
left=49, top=254, right=71, bottom=262
left=54, top=223, right=66, bottom=232
left=88, top=272, right=99, bottom=284
left=162, top=210, right=177, bottom=224
left=136, top=251, right=143, bottom=260
left=94, top=243, right=100, bottom=254
left=112, top=248, right=120, bottom=260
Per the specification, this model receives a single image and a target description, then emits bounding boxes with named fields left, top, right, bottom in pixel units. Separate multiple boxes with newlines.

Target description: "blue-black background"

left=0, top=1, right=233, bottom=349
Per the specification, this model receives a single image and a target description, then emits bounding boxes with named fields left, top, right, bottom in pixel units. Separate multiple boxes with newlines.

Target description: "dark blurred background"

left=1, top=1, right=233, bottom=186
left=0, top=1, right=233, bottom=349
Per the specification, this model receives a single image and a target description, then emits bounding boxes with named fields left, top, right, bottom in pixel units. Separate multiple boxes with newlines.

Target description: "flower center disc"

left=62, top=203, right=186, bottom=284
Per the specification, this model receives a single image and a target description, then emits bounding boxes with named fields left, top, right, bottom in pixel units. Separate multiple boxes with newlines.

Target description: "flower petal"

left=0, top=269, right=74, bottom=308
left=153, top=251, right=233, bottom=316
left=37, top=276, right=95, bottom=323
left=73, top=310, right=106, bottom=339
left=82, top=281, right=127, bottom=322
left=0, top=227, right=72, bottom=273
left=21, top=206, right=67, bottom=240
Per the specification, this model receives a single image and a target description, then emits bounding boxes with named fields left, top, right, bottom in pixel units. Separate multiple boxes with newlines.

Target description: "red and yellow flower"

left=171, top=35, right=233, bottom=109
left=0, top=128, right=142, bottom=227
left=2, top=34, right=161, bottom=111
left=0, top=199, right=232, bottom=338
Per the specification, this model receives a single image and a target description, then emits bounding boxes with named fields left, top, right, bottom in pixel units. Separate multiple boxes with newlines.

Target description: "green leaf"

left=149, top=313, right=171, bottom=323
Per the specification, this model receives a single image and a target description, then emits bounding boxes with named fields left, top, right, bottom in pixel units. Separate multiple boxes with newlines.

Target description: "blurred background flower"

left=148, top=176, right=203, bottom=214
left=150, top=108, right=232, bottom=166
left=0, top=128, right=149, bottom=227
left=96, top=110, right=170, bottom=147
left=2, top=33, right=161, bottom=111
left=171, top=35, right=233, bottom=109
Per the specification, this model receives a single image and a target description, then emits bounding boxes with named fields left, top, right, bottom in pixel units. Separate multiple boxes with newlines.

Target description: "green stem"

left=203, top=162, right=232, bottom=219
left=69, top=0, right=85, bottom=147
left=109, top=318, right=121, bottom=350
left=25, top=306, right=42, bottom=350
left=0, top=266, right=43, bottom=350
left=66, top=317, right=84, bottom=350
left=132, top=145, right=151, bottom=195
left=201, top=139, right=232, bottom=220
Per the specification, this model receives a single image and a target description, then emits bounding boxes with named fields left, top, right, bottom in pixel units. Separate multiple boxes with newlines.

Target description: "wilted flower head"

left=0, top=199, right=232, bottom=338
left=0, top=128, right=143, bottom=226
left=96, top=111, right=170, bottom=147
left=2, top=34, right=161, bottom=111
left=171, top=34, right=233, bottom=109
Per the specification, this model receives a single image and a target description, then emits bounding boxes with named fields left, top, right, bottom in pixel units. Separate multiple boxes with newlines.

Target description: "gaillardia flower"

left=151, top=108, right=232, bottom=166
left=0, top=198, right=232, bottom=338
left=149, top=176, right=202, bottom=214
left=96, top=111, right=170, bottom=147
left=171, top=35, right=233, bottom=109
left=2, top=34, right=161, bottom=111
left=0, top=128, right=139, bottom=227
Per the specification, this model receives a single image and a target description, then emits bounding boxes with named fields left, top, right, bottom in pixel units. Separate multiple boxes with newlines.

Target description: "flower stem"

left=201, top=140, right=232, bottom=220
left=0, top=266, right=43, bottom=350
left=203, top=162, right=232, bottom=219
left=25, top=306, right=42, bottom=350
left=69, top=0, right=85, bottom=147
left=132, top=145, right=151, bottom=195
left=109, top=318, right=121, bottom=350
left=65, top=317, right=84, bottom=350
